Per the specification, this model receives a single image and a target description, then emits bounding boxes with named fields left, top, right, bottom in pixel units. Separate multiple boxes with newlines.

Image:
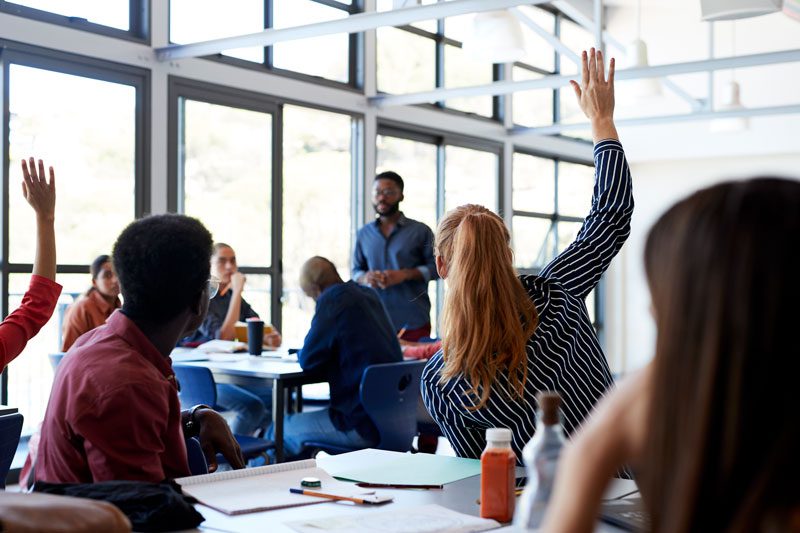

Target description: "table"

left=0, top=405, right=19, bottom=416
left=181, top=354, right=325, bottom=462
left=193, top=450, right=637, bottom=532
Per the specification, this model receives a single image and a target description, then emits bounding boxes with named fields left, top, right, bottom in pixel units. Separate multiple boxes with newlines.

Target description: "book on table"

left=175, top=459, right=391, bottom=515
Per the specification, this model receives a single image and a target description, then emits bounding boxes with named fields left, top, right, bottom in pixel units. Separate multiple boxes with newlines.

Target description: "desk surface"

left=194, top=451, right=636, bottom=532
left=183, top=356, right=307, bottom=380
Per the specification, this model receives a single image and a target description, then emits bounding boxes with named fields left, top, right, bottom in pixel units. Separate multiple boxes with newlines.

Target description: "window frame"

left=166, top=0, right=364, bottom=91
left=0, top=40, right=151, bottom=403
left=0, top=0, right=149, bottom=43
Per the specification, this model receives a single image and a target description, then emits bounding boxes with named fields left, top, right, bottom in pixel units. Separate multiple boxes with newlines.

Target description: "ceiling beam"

left=369, top=49, right=800, bottom=107
left=155, top=0, right=550, bottom=61
left=511, top=104, right=800, bottom=136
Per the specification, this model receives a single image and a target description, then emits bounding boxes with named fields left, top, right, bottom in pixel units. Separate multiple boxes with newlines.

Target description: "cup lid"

left=485, top=428, right=512, bottom=441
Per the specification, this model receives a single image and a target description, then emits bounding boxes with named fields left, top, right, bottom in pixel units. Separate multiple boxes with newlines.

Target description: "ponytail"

left=437, top=205, right=537, bottom=409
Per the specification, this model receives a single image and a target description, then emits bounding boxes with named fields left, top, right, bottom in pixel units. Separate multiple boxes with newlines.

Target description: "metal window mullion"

left=271, top=104, right=283, bottom=331
left=1, top=57, right=8, bottom=404
left=266, top=0, right=274, bottom=69
left=435, top=18, right=444, bottom=109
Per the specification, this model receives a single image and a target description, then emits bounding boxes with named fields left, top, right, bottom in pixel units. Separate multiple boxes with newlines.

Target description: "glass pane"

left=7, top=273, right=90, bottom=434
left=8, top=0, right=129, bottom=29
left=512, top=67, right=554, bottom=128
left=444, top=44, right=494, bottom=117
left=377, top=27, right=436, bottom=94
left=444, top=145, right=498, bottom=213
left=375, top=135, right=437, bottom=232
left=444, top=13, right=472, bottom=42
left=170, top=0, right=265, bottom=63
left=181, top=99, right=272, bottom=266
left=513, top=152, right=555, bottom=213
left=559, top=19, right=594, bottom=77
left=9, top=65, right=135, bottom=265
left=272, top=1, right=349, bottom=82
left=586, top=288, right=596, bottom=324
left=375, top=0, right=437, bottom=32
left=512, top=216, right=554, bottom=270
left=516, top=6, right=556, bottom=72
left=241, top=273, right=272, bottom=326
left=282, top=106, right=352, bottom=342
left=558, top=161, right=595, bottom=218
left=556, top=220, right=583, bottom=254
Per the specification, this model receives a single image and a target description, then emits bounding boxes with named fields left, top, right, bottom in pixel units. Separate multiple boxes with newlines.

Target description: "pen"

left=289, top=488, right=373, bottom=504
left=356, top=482, right=443, bottom=490
left=397, top=324, right=408, bottom=339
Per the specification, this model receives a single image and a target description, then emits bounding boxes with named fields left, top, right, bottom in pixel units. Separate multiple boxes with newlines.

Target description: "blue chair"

left=172, top=364, right=274, bottom=464
left=304, top=360, right=427, bottom=455
left=185, top=437, right=208, bottom=475
left=0, top=413, right=24, bottom=489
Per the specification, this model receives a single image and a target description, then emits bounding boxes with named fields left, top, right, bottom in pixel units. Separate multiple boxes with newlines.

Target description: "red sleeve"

left=0, top=275, right=62, bottom=369
left=403, top=340, right=442, bottom=360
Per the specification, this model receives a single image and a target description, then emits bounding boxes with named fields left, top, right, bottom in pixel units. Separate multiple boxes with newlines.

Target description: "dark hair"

left=641, top=177, right=800, bottom=532
left=90, top=255, right=111, bottom=280
left=375, top=171, right=404, bottom=192
left=113, top=214, right=213, bottom=322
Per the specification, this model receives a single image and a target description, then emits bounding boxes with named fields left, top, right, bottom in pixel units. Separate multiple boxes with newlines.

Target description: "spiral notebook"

left=176, top=459, right=367, bottom=515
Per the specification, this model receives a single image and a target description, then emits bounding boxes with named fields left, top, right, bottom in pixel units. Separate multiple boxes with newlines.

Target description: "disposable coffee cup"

left=246, top=319, right=264, bottom=355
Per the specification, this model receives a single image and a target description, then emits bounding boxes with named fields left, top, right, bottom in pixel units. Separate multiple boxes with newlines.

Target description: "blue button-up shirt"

left=352, top=213, right=438, bottom=330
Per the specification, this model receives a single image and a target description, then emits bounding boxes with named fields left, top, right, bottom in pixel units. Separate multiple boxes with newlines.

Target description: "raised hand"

left=21, top=157, right=56, bottom=221
left=569, top=48, right=618, bottom=142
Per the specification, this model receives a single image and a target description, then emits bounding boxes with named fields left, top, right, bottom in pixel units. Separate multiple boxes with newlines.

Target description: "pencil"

left=289, top=488, right=369, bottom=504
left=356, top=482, right=442, bottom=490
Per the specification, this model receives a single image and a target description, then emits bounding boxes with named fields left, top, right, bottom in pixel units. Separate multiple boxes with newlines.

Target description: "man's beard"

left=374, top=202, right=400, bottom=216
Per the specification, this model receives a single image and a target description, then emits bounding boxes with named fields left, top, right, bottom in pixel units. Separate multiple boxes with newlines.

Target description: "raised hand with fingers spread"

left=21, top=157, right=57, bottom=281
left=569, top=48, right=619, bottom=142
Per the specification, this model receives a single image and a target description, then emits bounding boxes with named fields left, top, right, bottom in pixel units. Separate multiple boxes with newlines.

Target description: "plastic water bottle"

left=513, top=392, right=565, bottom=530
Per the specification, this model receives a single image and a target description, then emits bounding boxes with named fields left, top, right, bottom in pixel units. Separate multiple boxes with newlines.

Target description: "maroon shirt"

left=36, top=311, right=190, bottom=483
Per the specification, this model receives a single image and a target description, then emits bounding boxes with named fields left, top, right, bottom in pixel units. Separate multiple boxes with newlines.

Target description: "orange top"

left=61, top=289, right=121, bottom=351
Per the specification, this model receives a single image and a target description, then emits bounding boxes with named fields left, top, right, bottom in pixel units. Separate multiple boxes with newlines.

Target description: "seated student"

left=0, top=491, right=131, bottom=532
left=267, top=256, right=402, bottom=457
left=35, top=214, right=244, bottom=483
left=0, top=158, right=61, bottom=370
left=183, top=243, right=281, bottom=436
left=421, top=49, right=632, bottom=462
left=543, top=178, right=800, bottom=533
left=61, top=254, right=121, bottom=351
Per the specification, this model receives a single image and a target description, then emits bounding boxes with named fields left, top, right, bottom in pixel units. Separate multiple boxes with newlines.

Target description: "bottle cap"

left=485, top=428, right=512, bottom=442
left=537, top=392, right=562, bottom=426
left=300, top=477, right=321, bottom=488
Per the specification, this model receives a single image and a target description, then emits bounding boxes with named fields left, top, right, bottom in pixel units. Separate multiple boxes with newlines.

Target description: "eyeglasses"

left=373, top=188, right=401, bottom=198
left=208, top=276, right=220, bottom=299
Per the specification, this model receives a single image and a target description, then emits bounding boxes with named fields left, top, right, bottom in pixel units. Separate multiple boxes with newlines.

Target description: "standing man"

left=182, top=243, right=281, bottom=437
left=353, top=171, right=437, bottom=341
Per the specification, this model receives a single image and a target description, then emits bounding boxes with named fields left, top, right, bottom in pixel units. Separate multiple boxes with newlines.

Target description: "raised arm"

left=217, top=273, right=245, bottom=340
left=539, top=49, right=633, bottom=299
left=0, top=158, right=61, bottom=368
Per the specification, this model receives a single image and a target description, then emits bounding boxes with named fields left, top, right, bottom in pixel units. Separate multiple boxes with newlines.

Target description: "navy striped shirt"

left=421, top=139, right=633, bottom=463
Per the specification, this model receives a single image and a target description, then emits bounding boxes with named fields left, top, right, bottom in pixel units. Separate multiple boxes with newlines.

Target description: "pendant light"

left=711, top=22, right=749, bottom=132
left=463, top=10, right=526, bottom=64
left=625, top=0, right=662, bottom=97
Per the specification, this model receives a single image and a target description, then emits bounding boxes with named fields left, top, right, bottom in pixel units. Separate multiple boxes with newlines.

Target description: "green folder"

left=320, top=449, right=481, bottom=486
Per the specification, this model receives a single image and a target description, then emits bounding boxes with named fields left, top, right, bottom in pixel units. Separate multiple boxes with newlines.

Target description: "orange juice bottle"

left=480, top=428, right=516, bottom=522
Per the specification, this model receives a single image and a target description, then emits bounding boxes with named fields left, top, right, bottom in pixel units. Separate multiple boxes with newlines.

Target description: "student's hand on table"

left=195, top=408, right=245, bottom=471
left=21, top=157, right=56, bottom=221
left=230, top=272, right=246, bottom=294
left=569, top=48, right=618, bottom=142
left=263, top=329, right=282, bottom=348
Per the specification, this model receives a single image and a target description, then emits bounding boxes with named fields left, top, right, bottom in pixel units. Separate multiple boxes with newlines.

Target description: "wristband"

left=183, top=404, right=211, bottom=438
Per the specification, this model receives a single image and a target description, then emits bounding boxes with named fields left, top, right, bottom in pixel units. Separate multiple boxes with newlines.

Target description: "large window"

left=376, top=128, right=500, bottom=335
left=172, top=80, right=279, bottom=326
left=511, top=151, right=600, bottom=326
left=281, top=105, right=354, bottom=342
left=169, top=0, right=360, bottom=86
left=1, top=50, right=147, bottom=431
left=0, top=0, right=147, bottom=39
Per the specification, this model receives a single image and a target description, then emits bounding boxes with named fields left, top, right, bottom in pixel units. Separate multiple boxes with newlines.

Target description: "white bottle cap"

left=485, top=428, right=512, bottom=442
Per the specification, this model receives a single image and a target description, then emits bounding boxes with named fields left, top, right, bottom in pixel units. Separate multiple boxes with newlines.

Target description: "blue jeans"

left=215, top=383, right=272, bottom=436
left=266, top=409, right=375, bottom=458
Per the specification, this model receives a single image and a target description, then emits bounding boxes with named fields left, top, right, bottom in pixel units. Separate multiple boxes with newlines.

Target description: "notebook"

left=176, top=459, right=377, bottom=515
left=195, top=339, right=248, bottom=353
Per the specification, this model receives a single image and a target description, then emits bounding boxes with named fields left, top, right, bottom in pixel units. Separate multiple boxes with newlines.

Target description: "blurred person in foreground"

left=34, top=214, right=244, bottom=484
left=544, top=178, right=800, bottom=532
left=61, top=254, right=121, bottom=351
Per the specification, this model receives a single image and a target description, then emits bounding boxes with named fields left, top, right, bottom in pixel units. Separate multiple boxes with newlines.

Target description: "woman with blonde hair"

left=421, top=48, right=633, bottom=461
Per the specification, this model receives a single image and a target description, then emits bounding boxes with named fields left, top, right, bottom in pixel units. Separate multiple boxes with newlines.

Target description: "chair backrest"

left=48, top=352, right=66, bottom=373
left=360, top=360, right=426, bottom=452
left=0, top=413, right=24, bottom=489
left=172, top=364, right=217, bottom=409
left=185, top=437, right=208, bottom=476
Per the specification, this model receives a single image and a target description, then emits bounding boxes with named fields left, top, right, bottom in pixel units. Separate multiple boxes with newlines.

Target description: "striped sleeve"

left=539, top=139, right=633, bottom=299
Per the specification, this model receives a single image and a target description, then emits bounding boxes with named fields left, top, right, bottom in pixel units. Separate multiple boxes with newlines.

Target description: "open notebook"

left=176, top=459, right=384, bottom=515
